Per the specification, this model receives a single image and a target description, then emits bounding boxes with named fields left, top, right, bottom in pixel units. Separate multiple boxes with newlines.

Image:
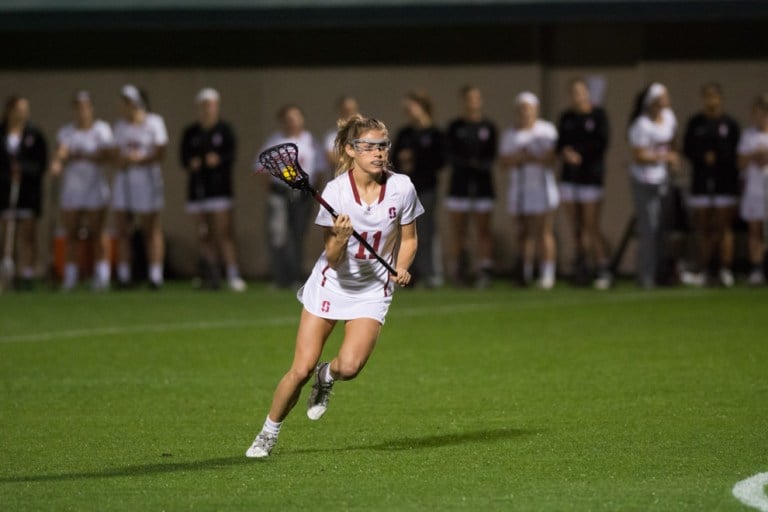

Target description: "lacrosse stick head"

left=257, top=143, right=311, bottom=192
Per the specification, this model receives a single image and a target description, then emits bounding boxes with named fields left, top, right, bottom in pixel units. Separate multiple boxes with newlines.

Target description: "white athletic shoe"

left=747, top=269, right=765, bottom=286
left=245, top=431, right=278, bottom=458
left=229, top=277, right=247, bottom=292
left=307, top=363, right=333, bottom=421
left=719, top=268, right=734, bottom=288
left=538, top=276, right=555, bottom=290
left=680, top=271, right=706, bottom=287
left=593, top=271, right=613, bottom=290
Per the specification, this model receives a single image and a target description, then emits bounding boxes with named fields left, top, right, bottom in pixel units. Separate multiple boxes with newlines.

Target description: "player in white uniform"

left=737, top=93, right=768, bottom=285
left=112, top=85, right=168, bottom=289
left=500, top=92, right=559, bottom=289
left=246, top=115, right=423, bottom=458
left=50, top=91, right=114, bottom=290
left=627, top=83, right=680, bottom=288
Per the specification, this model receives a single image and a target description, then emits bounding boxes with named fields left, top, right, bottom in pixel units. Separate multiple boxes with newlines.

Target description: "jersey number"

left=354, top=231, right=382, bottom=260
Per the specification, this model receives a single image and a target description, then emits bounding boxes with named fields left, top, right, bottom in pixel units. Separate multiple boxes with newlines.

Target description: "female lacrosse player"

left=628, top=83, right=680, bottom=289
left=500, top=92, right=559, bottom=289
left=557, top=78, right=612, bottom=289
left=180, top=88, right=245, bottom=292
left=0, top=96, right=47, bottom=290
left=682, top=83, right=740, bottom=287
left=246, top=114, right=423, bottom=458
left=50, top=91, right=114, bottom=291
left=112, top=85, right=168, bottom=289
left=737, top=93, right=768, bottom=286
left=446, top=85, right=497, bottom=287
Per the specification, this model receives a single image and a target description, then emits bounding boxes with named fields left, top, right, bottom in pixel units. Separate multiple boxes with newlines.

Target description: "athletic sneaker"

left=538, top=275, right=555, bottom=290
left=719, top=268, right=735, bottom=288
left=593, top=271, right=613, bottom=291
left=747, top=269, right=765, bottom=286
left=307, top=363, right=333, bottom=421
left=229, top=277, right=247, bottom=292
left=245, top=431, right=278, bottom=458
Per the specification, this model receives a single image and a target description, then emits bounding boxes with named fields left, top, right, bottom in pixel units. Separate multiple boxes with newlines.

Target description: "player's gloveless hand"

left=333, top=214, right=353, bottom=241
left=391, top=268, right=411, bottom=287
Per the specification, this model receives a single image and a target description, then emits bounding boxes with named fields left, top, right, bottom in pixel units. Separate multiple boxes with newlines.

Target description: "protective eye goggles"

left=350, top=139, right=391, bottom=152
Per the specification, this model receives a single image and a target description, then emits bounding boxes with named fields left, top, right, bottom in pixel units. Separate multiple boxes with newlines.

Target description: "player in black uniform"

left=180, top=88, right=245, bottom=291
left=556, top=78, right=611, bottom=289
left=0, top=96, right=47, bottom=290
left=392, top=91, right=446, bottom=287
left=446, top=85, right=497, bottom=287
left=682, top=83, right=740, bottom=287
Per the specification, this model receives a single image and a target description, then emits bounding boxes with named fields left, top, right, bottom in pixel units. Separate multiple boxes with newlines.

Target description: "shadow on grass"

left=0, top=427, right=536, bottom=483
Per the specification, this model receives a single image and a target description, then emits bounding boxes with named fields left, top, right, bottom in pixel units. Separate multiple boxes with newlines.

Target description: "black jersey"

left=556, top=107, right=609, bottom=186
left=180, top=120, right=236, bottom=201
left=683, top=112, right=740, bottom=196
left=446, top=118, right=497, bottom=199
left=0, top=123, right=48, bottom=216
left=392, top=125, right=446, bottom=193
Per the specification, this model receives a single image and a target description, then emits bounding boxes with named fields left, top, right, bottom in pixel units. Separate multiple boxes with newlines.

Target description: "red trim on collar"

left=347, top=170, right=362, bottom=205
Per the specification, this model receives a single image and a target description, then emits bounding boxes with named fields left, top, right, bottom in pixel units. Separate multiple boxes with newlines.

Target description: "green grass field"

left=1, top=284, right=767, bottom=511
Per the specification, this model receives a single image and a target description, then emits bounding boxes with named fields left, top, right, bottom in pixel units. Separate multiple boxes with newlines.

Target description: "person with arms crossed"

left=445, top=85, right=497, bottom=287
left=180, top=88, right=245, bottom=292
left=500, top=92, right=559, bottom=289
left=557, top=78, right=612, bottom=289
left=0, top=95, right=47, bottom=290
left=50, top=91, right=114, bottom=291
left=737, top=93, right=768, bottom=286
left=392, top=90, right=446, bottom=287
left=112, top=85, right=168, bottom=289
left=681, top=82, right=740, bottom=287
left=246, top=114, right=423, bottom=458
left=627, top=83, right=680, bottom=289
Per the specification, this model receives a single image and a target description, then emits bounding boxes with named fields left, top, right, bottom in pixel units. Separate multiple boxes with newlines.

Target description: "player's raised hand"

left=391, top=268, right=411, bottom=287
left=332, top=214, right=353, bottom=241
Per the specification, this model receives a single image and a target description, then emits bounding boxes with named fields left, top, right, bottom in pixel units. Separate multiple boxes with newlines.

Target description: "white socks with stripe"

left=262, top=416, right=282, bottom=436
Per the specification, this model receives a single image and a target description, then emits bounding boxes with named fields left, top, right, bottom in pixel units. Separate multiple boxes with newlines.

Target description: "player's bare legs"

left=713, top=206, right=735, bottom=286
left=746, top=220, right=765, bottom=285
left=114, top=210, right=132, bottom=285
left=138, top=212, right=164, bottom=288
left=60, top=210, right=81, bottom=290
left=450, top=210, right=469, bottom=285
left=212, top=209, right=245, bottom=291
left=518, top=214, right=535, bottom=285
left=16, top=218, right=36, bottom=285
left=195, top=212, right=217, bottom=286
left=538, top=212, right=557, bottom=289
left=475, top=211, right=494, bottom=287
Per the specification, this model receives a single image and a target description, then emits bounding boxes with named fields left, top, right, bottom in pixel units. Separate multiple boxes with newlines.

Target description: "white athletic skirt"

left=112, top=166, right=164, bottom=213
left=507, top=168, right=559, bottom=215
left=60, top=165, right=110, bottom=210
left=297, top=273, right=392, bottom=325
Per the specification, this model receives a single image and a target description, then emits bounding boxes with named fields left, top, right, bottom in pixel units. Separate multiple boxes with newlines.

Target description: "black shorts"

left=448, top=167, right=495, bottom=199
left=0, top=176, right=43, bottom=216
left=690, top=169, right=739, bottom=197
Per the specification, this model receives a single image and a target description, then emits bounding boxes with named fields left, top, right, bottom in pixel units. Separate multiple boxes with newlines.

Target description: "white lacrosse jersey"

left=738, top=125, right=768, bottom=195
left=628, top=108, right=677, bottom=184
left=500, top=119, right=559, bottom=201
left=57, top=120, right=114, bottom=175
left=309, top=170, right=424, bottom=298
left=256, top=130, right=319, bottom=187
left=113, top=113, right=168, bottom=173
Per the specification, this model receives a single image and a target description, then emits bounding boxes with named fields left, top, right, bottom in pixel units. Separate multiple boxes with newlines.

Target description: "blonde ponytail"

left=333, top=114, right=388, bottom=176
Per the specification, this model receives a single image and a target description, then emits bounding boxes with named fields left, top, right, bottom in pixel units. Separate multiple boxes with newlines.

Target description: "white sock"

left=226, top=264, right=240, bottom=281
left=262, top=416, right=282, bottom=436
left=320, top=363, right=334, bottom=385
left=149, top=263, right=163, bottom=284
left=63, top=262, right=78, bottom=286
left=21, top=267, right=35, bottom=279
left=117, top=262, right=131, bottom=283
left=523, top=261, right=534, bottom=283
left=96, top=259, right=111, bottom=283
left=541, top=261, right=556, bottom=281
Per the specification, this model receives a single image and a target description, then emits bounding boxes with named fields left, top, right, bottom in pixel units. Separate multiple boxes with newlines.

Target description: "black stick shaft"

left=311, top=189, right=398, bottom=276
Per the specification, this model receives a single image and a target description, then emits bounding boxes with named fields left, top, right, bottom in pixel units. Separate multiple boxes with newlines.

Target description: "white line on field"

left=733, top=472, right=768, bottom=511
left=0, top=289, right=708, bottom=345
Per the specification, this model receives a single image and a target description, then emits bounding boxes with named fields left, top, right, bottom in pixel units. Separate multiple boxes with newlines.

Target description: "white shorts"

left=186, top=197, right=233, bottom=214
left=298, top=274, right=391, bottom=325
left=1, top=209, right=35, bottom=220
left=445, top=197, right=495, bottom=213
left=740, top=194, right=767, bottom=222
left=559, top=183, right=603, bottom=203
left=687, top=195, right=737, bottom=209
left=112, top=167, right=164, bottom=213
left=60, top=167, right=110, bottom=211
left=507, top=173, right=559, bottom=215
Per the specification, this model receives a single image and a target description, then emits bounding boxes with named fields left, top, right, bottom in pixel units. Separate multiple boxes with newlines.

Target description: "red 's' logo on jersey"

left=321, top=300, right=330, bottom=313
left=388, top=207, right=397, bottom=219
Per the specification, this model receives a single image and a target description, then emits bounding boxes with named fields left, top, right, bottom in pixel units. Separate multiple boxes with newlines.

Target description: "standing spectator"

left=392, top=91, right=446, bottom=287
left=112, top=85, right=168, bottom=289
left=180, top=88, right=245, bottom=292
left=50, top=91, right=114, bottom=291
left=256, top=104, right=318, bottom=289
left=323, top=96, right=359, bottom=172
left=627, top=83, right=680, bottom=289
left=737, top=93, right=768, bottom=286
left=446, top=85, right=497, bottom=287
left=500, top=92, right=559, bottom=289
left=557, top=78, right=612, bottom=289
left=0, top=96, right=47, bottom=290
left=682, top=83, right=740, bottom=287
